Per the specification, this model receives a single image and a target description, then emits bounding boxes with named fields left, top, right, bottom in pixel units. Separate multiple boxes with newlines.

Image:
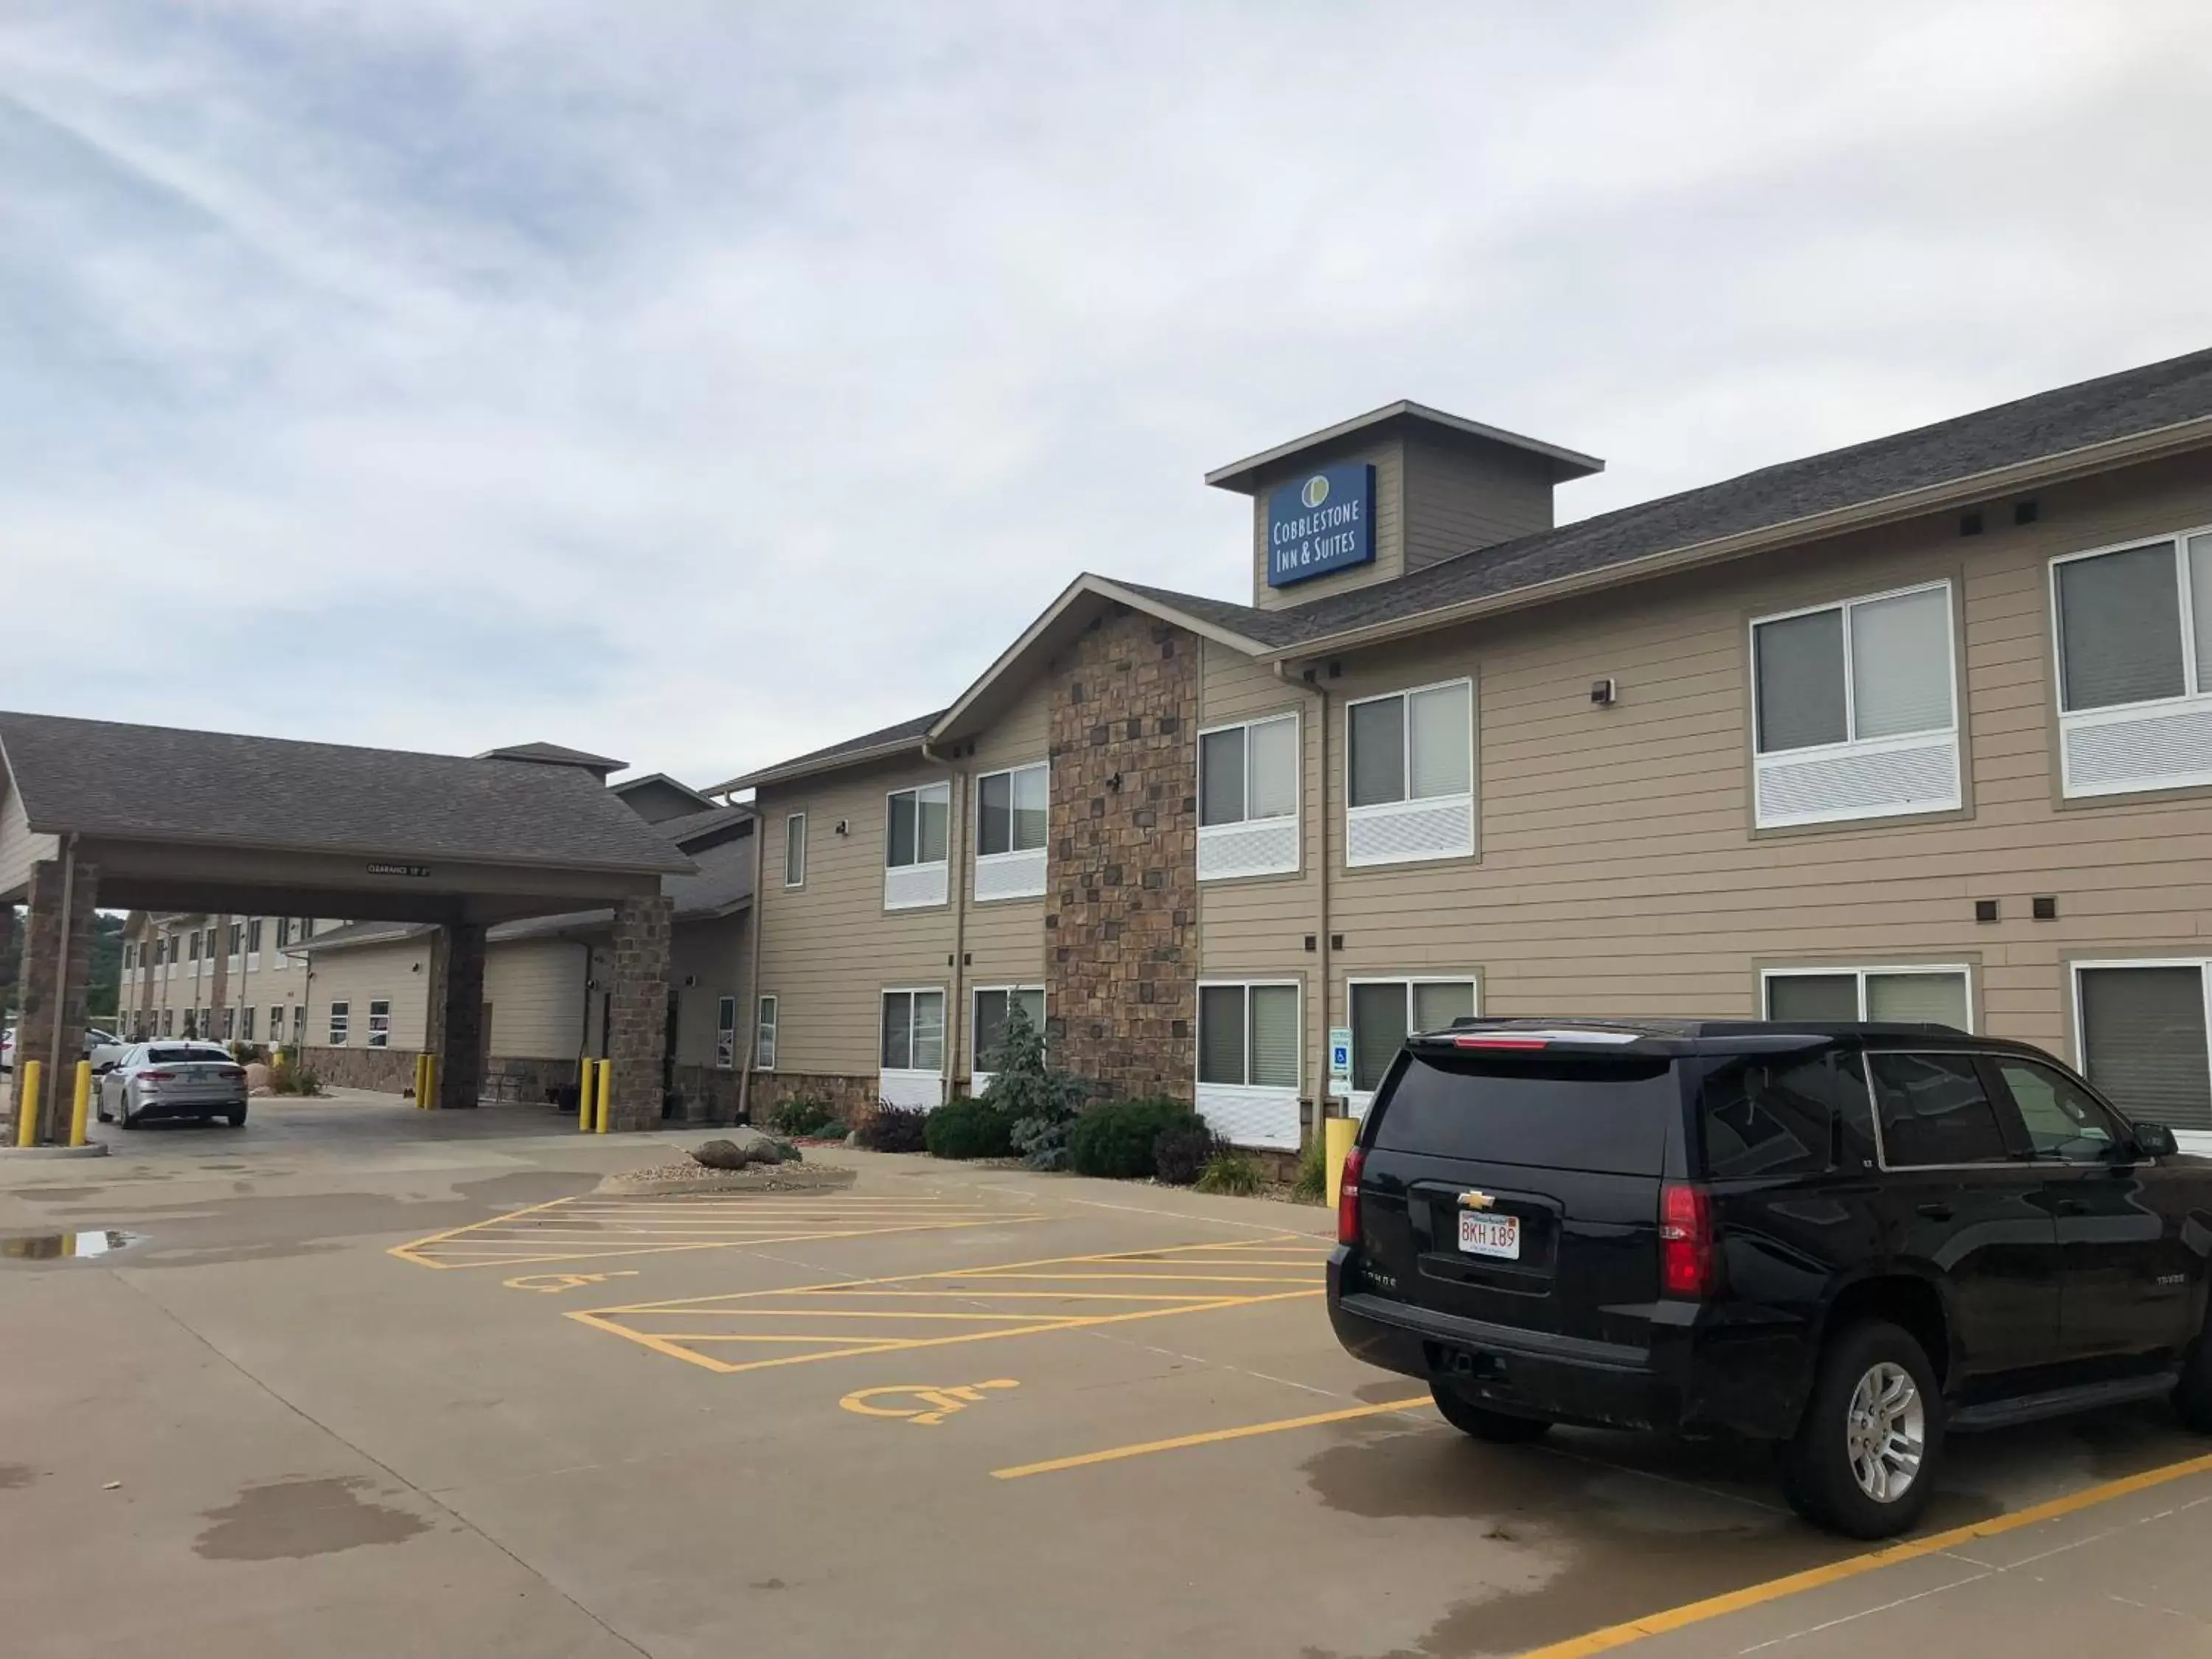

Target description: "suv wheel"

left=1430, top=1381, right=1551, bottom=1444
left=2174, top=1308, right=2212, bottom=1432
left=1783, top=1320, right=1942, bottom=1539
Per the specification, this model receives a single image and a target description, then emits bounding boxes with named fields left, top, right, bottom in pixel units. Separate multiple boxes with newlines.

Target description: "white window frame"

left=2050, top=526, right=2212, bottom=797
left=883, top=783, right=951, bottom=911
left=1344, top=975, right=1481, bottom=1117
left=973, top=762, right=1049, bottom=902
left=246, top=917, right=262, bottom=972
left=784, top=813, right=807, bottom=888
left=879, top=986, right=946, bottom=1108
left=1749, top=579, right=1961, bottom=828
left=2068, top=957, right=2212, bottom=1153
left=328, top=1001, right=349, bottom=1046
left=1194, top=978, right=1302, bottom=1151
left=1759, top=964, right=1975, bottom=1029
left=268, top=1006, right=285, bottom=1043
left=1343, top=677, right=1476, bottom=869
left=970, top=984, right=1045, bottom=1092
left=751, top=995, right=775, bottom=1071
left=366, top=998, right=392, bottom=1048
left=1197, top=711, right=1301, bottom=882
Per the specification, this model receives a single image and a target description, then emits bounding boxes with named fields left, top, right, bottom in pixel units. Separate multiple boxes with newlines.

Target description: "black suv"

left=1327, top=1018, right=2212, bottom=1537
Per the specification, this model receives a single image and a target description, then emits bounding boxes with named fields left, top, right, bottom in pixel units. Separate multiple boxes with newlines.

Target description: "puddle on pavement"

left=0, top=1230, right=142, bottom=1261
left=194, top=1476, right=431, bottom=1561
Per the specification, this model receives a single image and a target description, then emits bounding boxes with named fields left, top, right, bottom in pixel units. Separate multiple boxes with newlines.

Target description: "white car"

left=1, top=1026, right=125, bottom=1073
left=97, top=1042, right=248, bottom=1130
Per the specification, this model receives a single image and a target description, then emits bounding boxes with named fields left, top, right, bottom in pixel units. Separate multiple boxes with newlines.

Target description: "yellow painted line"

left=993, top=1394, right=1436, bottom=1480
left=945, top=1271, right=1321, bottom=1284
left=635, top=1310, right=1092, bottom=1323
left=1517, top=1450, right=2212, bottom=1659
left=395, top=1214, right=1044, bottom=1270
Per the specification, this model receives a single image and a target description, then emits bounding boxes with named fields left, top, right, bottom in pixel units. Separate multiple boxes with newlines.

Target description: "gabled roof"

left=654, top=804, right=754, bottom=849
left=1204, top=398, right=1604, bottom=493
left=282, top=919, right=435, bottom=956
left=476, top=740, right=628, bottom=776
left=707, top=709, right=945, bottom=795
left=0, top=713, right=695, bottom=876
left=611, top=772, right=718, bottom=816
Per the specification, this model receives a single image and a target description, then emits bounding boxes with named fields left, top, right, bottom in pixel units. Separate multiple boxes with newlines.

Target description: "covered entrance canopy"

left=0, top=712, right=695, bottom=1145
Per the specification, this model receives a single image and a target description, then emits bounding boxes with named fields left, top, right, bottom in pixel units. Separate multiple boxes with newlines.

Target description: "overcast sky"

left=5, top=1, right=2209, bottom=787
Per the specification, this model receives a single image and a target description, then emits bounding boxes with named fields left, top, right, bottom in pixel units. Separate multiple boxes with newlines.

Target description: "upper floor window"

left=785, top=813, right=807, bottom=888
left=1750, top=581, right=1960, bottom=828
left=974, top=763, right=1048, bottom=900
left=2052, top=529, right=2212, bottom=797
left=188, top=931, right=201, bottom=961
left=1199, top=714, right=1299, bottom=880
left=122, top=944, right=135, bottom=970
left=1346, top=679, right=1474, bottom=867
left=227, top=922, right=243, bottom=960
left=247, top=919, right=263, bottom=953
left=884, top=783, right=950, bottom=910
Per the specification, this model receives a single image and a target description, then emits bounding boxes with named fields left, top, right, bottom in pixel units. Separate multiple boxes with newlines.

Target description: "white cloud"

left=2, top=0, right=2208, bottom=785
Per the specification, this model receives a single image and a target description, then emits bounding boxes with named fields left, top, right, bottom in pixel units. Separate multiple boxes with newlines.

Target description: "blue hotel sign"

left=1266, top=463, right=1374, bottom=588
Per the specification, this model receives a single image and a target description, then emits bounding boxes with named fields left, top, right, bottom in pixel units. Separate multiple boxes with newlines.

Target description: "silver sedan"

left=97, top=1042, right=249, bottom=1129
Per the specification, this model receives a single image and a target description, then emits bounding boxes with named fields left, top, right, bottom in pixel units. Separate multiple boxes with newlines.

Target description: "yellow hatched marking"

left=571, top=1237, right=1326, bottom=1374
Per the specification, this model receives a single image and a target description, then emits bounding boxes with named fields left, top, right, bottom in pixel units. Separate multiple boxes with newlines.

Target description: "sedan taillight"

left=139, top=1071, right=175, bottom=1082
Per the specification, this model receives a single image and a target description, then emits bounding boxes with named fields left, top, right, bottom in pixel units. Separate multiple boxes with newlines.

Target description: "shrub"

left=1009, top=1113, right=1073, bottom=1172
left=1292, top=1135, right=1328, bottom=1204
left=925, top=1096, right=1016, bottom=1161
left=1151, top=1119, right=1220, bottom=1186
left=288, top=1065, right=321, bottom=1098
left=1068, top=1098, right=1198, bottom=1180
left=1195, top=1150, right=1265, bottom=1196
left=770, top=1096, right=839, bottom=1138
left=856, top=1105, right=928, bottom=1153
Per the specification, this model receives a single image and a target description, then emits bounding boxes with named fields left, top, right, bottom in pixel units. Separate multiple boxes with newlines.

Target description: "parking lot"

left=3, top=1096, right=2210, bottom=1658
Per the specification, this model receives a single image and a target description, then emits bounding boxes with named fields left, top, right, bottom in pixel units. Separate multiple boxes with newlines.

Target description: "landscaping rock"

left=692, top=1127, right=785, bottom=1169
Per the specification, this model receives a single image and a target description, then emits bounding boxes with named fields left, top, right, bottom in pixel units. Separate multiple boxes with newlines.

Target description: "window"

left=329, top=1001, right=350, bottom=1045
left=1345, top=680, right=1474, bottom=866
left=1750, top=582, right=1960, bottom=827
left=227, top=922, right=243, bottom=961
left=1197, top=714, right=1298, bottom=880
left=780, top=813, right=807, bottom=888
left=707, top=996, right=736, bottom=1068
left=1763, top=966, right=1972, bottom=1031
left=240, top=1006, right=255, bottom=1041
left=2073, top=961, right=2212, bottom=1134
left=298, top=918, right=315, bottom=941
left=750, top=996, right=776, bottom=1071
left=1697, top=1053, right=1843, bottom=1179
left=884, top=783, right=951, bottom=909
left=1994, top=1057, right=2121, bottom=1162
left=974, top=764, right=1048, bottom=900
left=269, top=1006, right=285, bottom=1043
left=1196, top=982, right=1301, bottom=1150
left=1347, top=978, right=1478, bottom=1099
left=366, top=999, right=391, bottom=1048
left=247, top=918, right=263, bottom=956
left=973, top=986, right=1045, bottom=1083
left=276, top=917, right=291, bottom=947
left=153, top=939, right=165, bottom=967
left=160, top=1009, right=173, bottom=1037
left=2052, top=529, right=2212, bottom=796
left=1868, top=1051, right=2011, bottom=1166
left=188, top=931, right=201, bottom=962
left=880, top=990, right=944, bottom=1071
left=221, top=1007, right=236, bottom=1040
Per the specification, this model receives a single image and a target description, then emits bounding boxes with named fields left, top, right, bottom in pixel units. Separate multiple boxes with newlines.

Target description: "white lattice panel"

left=883, top=861, right=948, bottom=911
left=1345, top=793, right=1474, bottom=868
left=1196, top=1084, right=1301, bottom=1150
left=1756, top=734, right=1958, bottom=827
left=877, top=1068, right=944, bottom=1110
left=2063, top=705, right=2212, bottom=796
left=1197, top=817, right=1299, bottom=881
left=974, top=847, right=1047, bottom=901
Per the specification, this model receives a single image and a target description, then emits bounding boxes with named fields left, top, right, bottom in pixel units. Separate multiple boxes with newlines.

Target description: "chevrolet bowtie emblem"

left=1458, top=1191, right=1496, bottom=1211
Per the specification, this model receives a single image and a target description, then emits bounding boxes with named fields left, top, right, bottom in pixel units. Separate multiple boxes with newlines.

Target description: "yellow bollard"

left=1324, top=1116, right=1358, bottom=1211
left=412, top=1053, right=423, bottom=1107
left=15, top=1059, right=43, bottom=1147
left=422, top=1054, right=439, bottom=1113
left=594, top=1060, right=612, bottom=1134
left=577, top=1060, right=597, bottom=1133
left=69, top=1060, right=92, bottom=1149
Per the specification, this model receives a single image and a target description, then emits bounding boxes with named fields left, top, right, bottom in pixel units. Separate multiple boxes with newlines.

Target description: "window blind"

left=1349, top=697, right=1406, bottom=807
left=1865, top=971, right=1969, bottom=1029
left=1412, top=980, right=1475, bottom=1034
left=1200, top=728, right=1245, bottom=824
left=1755, top=609, right=1848, bottom=752
left=1198, top=986, right=1246, bottom=1084
left=1012, top=766, right=1048, bottom=850
left=911, top=992, right=945, bottom=1071
left=1766, top=973, right=1858, bottom=1021
left=2058, top=543, right=2185, bottom=711
left=880, top=993, right=912, bottom=1069
left=1851, top=588, right=1953, bottom=739
left=2079, top=965, right=2212, bottom=1132
left=1408, top=684, right=1472, bottom=798
left=1351, top=983, right=1408, bottom=1093
left=1248, top=717, right=1298, bottom=819
left=1248, top=986, right=1299, bottom=1089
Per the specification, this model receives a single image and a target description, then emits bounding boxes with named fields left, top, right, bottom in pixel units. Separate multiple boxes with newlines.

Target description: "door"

left=1986, top=1054, right=2199, bottom=1366
left=1865, top=1050, right=2059, bottom=1385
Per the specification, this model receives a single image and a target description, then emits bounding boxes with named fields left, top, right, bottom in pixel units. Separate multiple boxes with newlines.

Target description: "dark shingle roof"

left=655, top=804, right=753, bottom=846
left=710, top=709, right=943, bottom=793
left=0, top=712, right=695, bottom=875
left=476, top=740, right=628, bottom=773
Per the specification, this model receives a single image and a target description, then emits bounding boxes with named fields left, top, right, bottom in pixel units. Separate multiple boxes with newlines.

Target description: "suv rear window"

left=1368, top=1050, right=1678, bottom=1175
left=1695, top=1052, right=1840, bottom=1179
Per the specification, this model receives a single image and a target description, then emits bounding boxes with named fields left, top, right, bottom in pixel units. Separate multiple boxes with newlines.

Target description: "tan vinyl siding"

left=1250, top=439, right=1405, bottom=611
left=1398, top=434, right=1557, bottom=574
left=485, top=937, right=586, bottom=1060
left=962, top=675, right=1049, bottom=1076
left=0, top=783, right=56, bottom=899
left=671, top=911, right=751, bottom=1068
left=302, top=939, right=432, bottom=1049
left=754, top=759, right=958, bottom=1078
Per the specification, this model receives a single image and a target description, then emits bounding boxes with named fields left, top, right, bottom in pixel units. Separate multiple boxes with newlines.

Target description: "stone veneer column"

left=607, top=894, right=674, bottom=1130
left=1046, top=605, right=1200, bottom=1102
left=9, top=858, right=101, bottom=1144
left=431, top=922, right=487, bottom=1110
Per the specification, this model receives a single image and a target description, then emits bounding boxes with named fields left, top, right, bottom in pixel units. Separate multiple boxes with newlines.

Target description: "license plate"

left=1458, top=1212, right=1520, bottom=1259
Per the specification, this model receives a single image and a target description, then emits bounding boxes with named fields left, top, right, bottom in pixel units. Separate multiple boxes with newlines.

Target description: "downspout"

left=737, top=808, right=764, bottom=1125
left=922, top=740, right=968, bottom=1103
left=1275, top=664, right=1330, bottom=1150
left=575, top=938, right=593, bottom=1059
left=41, top=834, right=77, bottom=1141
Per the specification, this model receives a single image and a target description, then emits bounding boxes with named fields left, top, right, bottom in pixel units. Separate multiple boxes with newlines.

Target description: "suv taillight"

left=1336, top=1146, right=1366, bottom=1248
left=1660, top=1182, right=1719, bottom=1299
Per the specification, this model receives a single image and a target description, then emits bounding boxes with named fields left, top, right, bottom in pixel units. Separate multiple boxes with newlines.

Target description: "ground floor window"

left=240, top=1007, right=255, bottom=1041
left=972, top=986, right=1044, bottom=1085
left=160, top=1009, right=173, bottom=1037
left=1194, top=981, right=1301, bottom=1150
left=221, top=1007, right=237, bottom=1041
left=367, top=999, right=392, bottom=1048
left=2073, top=960, right=2212, bottom=1133
left=269, top=1006, right=285, bottom=1043
left=1762, top=964, right=1972, bottom=1030
left=329, top=1001, right=350, bottom=1045
left=1348, top=978, right=1478, bottom=1099
left=880, top=990, right=945, bottom=1072
left=715, top=996, right=739, bottom=1069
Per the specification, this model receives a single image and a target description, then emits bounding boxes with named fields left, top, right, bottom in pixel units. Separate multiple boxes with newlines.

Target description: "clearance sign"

left=1266, top=462, right=1374, bottom=588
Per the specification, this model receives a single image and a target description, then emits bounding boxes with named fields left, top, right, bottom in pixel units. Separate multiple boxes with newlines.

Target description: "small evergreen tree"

left=981, top=1001, right=1088, bottom=1169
